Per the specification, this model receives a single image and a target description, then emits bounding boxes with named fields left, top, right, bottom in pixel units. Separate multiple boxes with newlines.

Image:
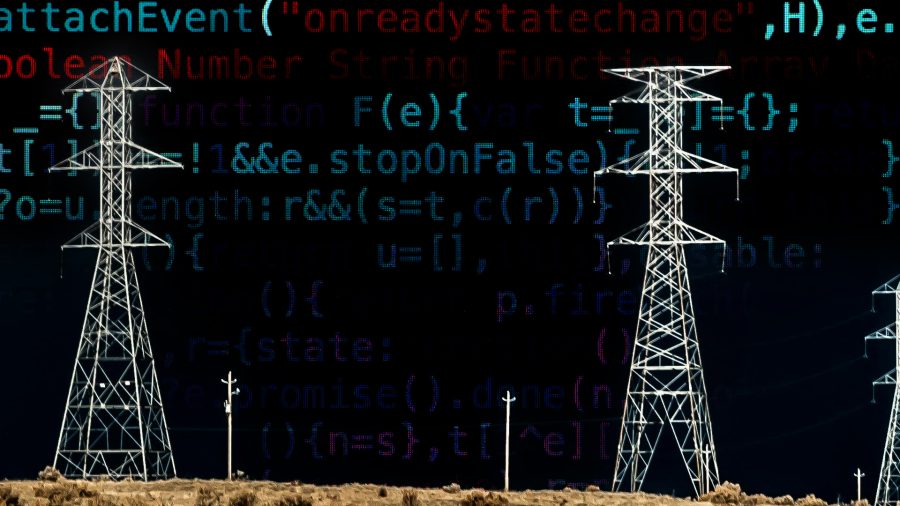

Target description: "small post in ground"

left=502, top=390, right=516, bottom=492
left=222, top=371, right=240, bottom=480
left=855, top=467, right=865, bottom=503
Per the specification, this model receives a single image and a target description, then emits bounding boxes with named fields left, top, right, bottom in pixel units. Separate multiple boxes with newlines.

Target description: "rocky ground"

left=0, top=478, right=844, bottom=506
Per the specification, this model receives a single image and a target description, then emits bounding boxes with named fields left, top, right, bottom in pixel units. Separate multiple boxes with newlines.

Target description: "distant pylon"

left=866, top=275, right=900, bottom=505
left=595, top=66, right=738, bottom=496
left=52, top=57, right=181, bottom=480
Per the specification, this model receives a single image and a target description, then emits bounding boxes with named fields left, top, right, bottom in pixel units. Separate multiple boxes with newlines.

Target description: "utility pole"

left=596, top=66, right=738, bottom=497
left=502, top=390, right=516, bottom=492
left=866, top=275, right=900, bottom=506
left=222, top=371, right=239, bottom=480
left=855, top=468, right=865, bottom=503
left=52, top=57, right=180, bottom=480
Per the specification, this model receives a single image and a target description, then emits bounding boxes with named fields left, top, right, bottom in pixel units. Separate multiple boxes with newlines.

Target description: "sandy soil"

left=0, top=479, right=723, bottom=506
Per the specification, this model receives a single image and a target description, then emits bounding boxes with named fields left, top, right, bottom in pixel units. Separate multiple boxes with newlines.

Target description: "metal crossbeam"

left=595, top=66, right=737, bottom=497
left=52, top=57, right=180, bottom=480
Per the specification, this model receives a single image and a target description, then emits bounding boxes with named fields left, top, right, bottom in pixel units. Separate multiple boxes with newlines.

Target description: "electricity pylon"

left=867, top=275, right=900, bottom=505
left=52, top=57, right=181, bottom=480
left=595, top=66, right=738, bottom=496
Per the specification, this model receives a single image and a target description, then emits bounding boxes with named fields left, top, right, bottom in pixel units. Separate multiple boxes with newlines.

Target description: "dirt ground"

left=0, top=479, right=838, bottom=506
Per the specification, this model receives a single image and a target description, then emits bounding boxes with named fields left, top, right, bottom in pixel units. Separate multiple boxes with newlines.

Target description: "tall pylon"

left=866, top=274, right=900, bottom=505
left=52, top=57, right=181, bottom=480
left=595, top=66, right=738, bottom=496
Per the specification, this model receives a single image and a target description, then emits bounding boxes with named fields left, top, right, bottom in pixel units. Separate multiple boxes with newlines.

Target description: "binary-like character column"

left=53, top=57, right=181, bottom=480
left=595, top=66, right=738, bottom=496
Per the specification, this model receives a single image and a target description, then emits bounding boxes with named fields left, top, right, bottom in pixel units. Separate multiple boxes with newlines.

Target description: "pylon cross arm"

left=874, top=369, right=898, bottom=388
left=50, top=143, right=102, bottom=172
left=679, top=150, right=738, bottom=174
left=874, top=274, right=900, bottom=295
left=598, top=151, right=652, bottom=176
left=61, top=223, right=101, bottom=249
left=124, top=142, right=183, bottom=170
left=867, top=323, right=897, bottom=341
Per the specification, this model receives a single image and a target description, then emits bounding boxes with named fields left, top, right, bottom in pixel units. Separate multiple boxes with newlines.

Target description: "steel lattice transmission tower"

left=52, top=57, right=181, bottom=480
left=866, top=275, right=900, bottom=505
left=595, top=66, right=738, bottom=496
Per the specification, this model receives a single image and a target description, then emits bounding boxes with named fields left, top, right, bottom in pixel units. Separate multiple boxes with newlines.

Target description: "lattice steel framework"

left=595, top=66, right=738, bottom=496
left=52, top=57, right=181, bottom=480
left=867, top=275, right=900, bottom=505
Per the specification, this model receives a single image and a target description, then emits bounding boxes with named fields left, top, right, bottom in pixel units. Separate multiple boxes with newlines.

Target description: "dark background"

left=0, top=0, right=897, bottom=502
